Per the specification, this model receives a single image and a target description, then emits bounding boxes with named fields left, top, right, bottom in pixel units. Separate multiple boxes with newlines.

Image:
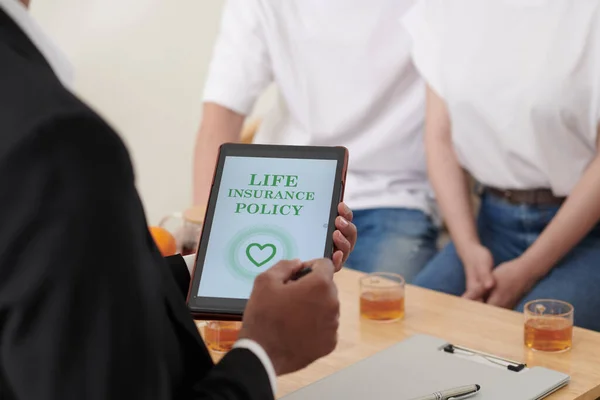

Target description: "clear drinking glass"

left=204, top=321, right=243, bottom=353
left=360, top=272, right=405, bottom=322
left=524, top=299, right=574, bottom=352
left=159, top=205, right=205, bottom=256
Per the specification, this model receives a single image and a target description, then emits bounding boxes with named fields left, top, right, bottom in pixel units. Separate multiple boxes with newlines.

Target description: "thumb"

left=481, top=272, right=496, bottom=290
left=264, top=259, right=303, bottom=282
left=462, top=289, right=480, bottom=300
left=332, top=251, right=344, bottom=272
left=486, top=290, right=501, bottom=306
left=463, top=281, right=485, bottom=300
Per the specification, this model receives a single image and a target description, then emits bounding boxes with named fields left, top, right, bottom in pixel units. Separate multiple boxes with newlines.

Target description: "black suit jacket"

left=0, top=9, right=272, bottom=400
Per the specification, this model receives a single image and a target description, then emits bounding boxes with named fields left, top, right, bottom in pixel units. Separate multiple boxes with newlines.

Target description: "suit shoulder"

left=0, top=43, right=129, bottom=167
left=0, top=42, right=94, bottom=145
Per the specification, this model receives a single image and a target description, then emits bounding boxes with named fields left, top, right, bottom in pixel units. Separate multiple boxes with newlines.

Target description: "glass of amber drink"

left=524, top=300, right=574, bottom=352
left=360, top=273, right=405, bottom=322
left=204, top=321, right=242, bottom=353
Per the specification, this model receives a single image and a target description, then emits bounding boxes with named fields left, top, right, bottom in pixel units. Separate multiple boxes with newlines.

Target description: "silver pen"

left=408, top=384, right=481, bottom=400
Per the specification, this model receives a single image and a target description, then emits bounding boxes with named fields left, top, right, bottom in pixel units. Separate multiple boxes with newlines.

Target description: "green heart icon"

left=246, top=243, right=277, bottom=267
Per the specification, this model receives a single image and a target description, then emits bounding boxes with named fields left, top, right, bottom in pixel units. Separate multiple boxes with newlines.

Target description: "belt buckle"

left=504, top=190, right=514, bottom=203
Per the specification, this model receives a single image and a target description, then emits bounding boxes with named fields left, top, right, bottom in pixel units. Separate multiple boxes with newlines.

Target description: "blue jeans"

left=414, top=193, right=600, bottom=331
left=345, top=208, right=438, bottom=283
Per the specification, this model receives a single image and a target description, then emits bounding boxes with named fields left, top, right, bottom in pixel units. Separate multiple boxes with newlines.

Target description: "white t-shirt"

left=204, top=0, right=437, bottom=216
left=403, top=0, right=600, bottom=196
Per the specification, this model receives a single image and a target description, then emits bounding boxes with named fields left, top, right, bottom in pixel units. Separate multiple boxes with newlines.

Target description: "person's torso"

left=436, top=0, right=600, bottom=195
left=0, top=10, right=208, bottom=396
left=251, top=0, right=432, bottom=210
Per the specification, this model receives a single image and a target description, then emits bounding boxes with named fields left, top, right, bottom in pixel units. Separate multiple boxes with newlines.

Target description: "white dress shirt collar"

left=0, top=0, right=74, bottom=88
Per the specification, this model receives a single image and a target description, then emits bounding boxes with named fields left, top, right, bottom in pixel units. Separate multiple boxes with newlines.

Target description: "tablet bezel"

left=187, top=143, right=348, bottom=320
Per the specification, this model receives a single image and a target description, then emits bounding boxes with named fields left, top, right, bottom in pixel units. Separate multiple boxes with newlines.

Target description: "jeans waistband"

left=482, top=186, right=566, bottom=206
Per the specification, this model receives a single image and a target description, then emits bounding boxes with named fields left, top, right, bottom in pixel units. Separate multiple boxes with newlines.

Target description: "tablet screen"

left=196, top=155, right=338, bottom=300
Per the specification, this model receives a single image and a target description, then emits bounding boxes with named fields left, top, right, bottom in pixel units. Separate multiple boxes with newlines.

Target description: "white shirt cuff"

left=181, top=256, right=276, bottom=391
left=182, top=254, right=195, bottom=276
left=233, top=339, right=277, bottom=395
left=185, top=254, right=275, bottom=393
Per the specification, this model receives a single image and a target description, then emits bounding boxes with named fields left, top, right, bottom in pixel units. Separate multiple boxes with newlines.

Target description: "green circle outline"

left=226, top=225, right=297, bottom=281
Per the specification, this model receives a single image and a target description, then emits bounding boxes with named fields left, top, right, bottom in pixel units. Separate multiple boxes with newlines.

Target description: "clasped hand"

left=462, top=245, right=537, bottom=309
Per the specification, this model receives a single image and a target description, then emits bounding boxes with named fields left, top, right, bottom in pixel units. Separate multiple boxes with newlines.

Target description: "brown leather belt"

left=484, top=187, right=566, bottom=206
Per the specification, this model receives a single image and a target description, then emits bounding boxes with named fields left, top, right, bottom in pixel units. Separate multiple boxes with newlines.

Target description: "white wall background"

left=30, top=0, right=275, bottom=224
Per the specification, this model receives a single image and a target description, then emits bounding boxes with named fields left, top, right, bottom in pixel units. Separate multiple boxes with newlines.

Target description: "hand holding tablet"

left=332, top=202, right=356, bottom=271
left=187, top=144, right=349, bottom=319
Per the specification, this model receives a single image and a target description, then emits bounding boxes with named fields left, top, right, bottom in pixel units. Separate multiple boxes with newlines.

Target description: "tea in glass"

left=524, top=300, right=574, bottom=352
left=181, top=243, right=197, bottom=256
left=204, top=321, right=242, bottom=353
left=159, top=205, right=205, bottom=256
left=360, top=273, right=405, bottom=322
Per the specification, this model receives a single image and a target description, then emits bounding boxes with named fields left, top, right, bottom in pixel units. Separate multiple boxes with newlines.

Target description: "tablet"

left=187, top=144, right=348, bottom=320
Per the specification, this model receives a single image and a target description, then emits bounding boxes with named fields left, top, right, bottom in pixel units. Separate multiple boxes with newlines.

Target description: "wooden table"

left=202, top=268, right=600, bottom=400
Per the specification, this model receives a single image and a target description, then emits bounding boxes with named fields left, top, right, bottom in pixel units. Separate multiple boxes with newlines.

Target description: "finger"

left=486, top=291, right=501, bottom=307
left=461, top=291, right=478, bottom=300
left=462, top=284, right=486, bottom=300
left=299, top=258, right=336, bottom=276
left=265, top=259, right=303, bottom=282
left=300, top=258, right=323, bottom=268
left=479, top=271, right=496, bottom=290
left=335, top=216, right=357, bottom=251
left=461, top=278, right=479, bottom=299
left=332, top=250, right=344, bottom=272
left=333, top=230, right=351, bottom=259
left=472, top=264, right=495, bottom=290
left=338, top=202, right=353, bottom=222
left=304, top=258, right=335, bottom=281
left=462, top=292, right=485, bottom=302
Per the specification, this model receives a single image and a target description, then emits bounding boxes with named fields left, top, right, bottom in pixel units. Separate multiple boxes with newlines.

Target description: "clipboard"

left=281, top=334, right=570, bottom=400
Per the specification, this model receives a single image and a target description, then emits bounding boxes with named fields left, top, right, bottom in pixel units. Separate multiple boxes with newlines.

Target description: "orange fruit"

left=149, top=226, right=177, bottom=256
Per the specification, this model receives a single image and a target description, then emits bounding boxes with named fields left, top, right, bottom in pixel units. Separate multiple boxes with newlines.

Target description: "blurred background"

left=30, top=0, right=276, bottom=224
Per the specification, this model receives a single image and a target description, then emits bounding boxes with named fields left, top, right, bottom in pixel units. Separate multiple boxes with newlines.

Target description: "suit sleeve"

left=192, top=348, right=275, bottom=400
left=165, top=254, right=192, bottom=299
left=0, top=113, right=273, bottom=400
left=164, top=257, right=278, bottom=397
